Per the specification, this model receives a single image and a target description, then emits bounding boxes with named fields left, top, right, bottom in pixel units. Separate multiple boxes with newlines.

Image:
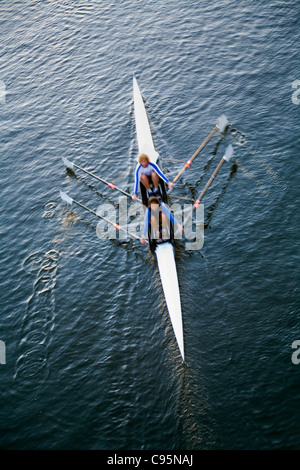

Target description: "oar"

left=62, top=157, right=142, bottom=203
left=193, top=144, right=234, bottom=208
left=171, top=114, right=229, bottom=187
left=169, top=195, right=195, bottom=202
left=59, top=191, right=144, bottom=242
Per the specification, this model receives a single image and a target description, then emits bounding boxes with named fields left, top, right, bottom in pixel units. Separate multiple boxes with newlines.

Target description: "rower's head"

left=138, top=153, right=150, bottom=167
left=148, top=196, right=160, bottom=212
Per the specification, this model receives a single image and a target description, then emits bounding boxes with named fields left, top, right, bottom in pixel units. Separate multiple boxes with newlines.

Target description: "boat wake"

left=13, top=247, right=59, bottom=393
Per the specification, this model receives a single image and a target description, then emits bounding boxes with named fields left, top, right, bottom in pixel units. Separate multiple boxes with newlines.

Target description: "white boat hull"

left=133, top=77, right=159, bottom=163
left=155, top=242, right=184, bottom=361
left=133, top=76, right=184, bottom=361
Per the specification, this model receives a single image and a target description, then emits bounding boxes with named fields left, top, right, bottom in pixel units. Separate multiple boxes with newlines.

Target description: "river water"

left=0, top=0, right=299, bottom=450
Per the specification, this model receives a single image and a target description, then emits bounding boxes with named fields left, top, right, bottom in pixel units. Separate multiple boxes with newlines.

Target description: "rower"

left=132, top=153, right=174, bottom=201
left=140, top=196, right=183, bottom=246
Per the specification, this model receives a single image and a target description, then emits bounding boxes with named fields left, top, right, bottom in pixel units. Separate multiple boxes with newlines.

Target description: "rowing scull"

left=133, top=77, right=185, bottom=361
left=60, top=78, right=231, bottom=363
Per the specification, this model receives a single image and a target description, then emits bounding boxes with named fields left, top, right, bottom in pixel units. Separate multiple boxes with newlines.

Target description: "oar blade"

left=60, top=191, right=73, bottom=206
left=223, top=144, right=234, bottom=162
left=62, top=157, right=74, bottom=171
left=216, top=114, right=229, bottom=132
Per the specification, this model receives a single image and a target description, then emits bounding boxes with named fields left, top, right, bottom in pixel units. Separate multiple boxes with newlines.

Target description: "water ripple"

left=14, top=248, right=60, bottom=391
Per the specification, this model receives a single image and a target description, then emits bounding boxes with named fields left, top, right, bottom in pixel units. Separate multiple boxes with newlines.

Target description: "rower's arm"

left=133, top=164, right=141, bottom=194
left=149, top=163, right=169, bottom=184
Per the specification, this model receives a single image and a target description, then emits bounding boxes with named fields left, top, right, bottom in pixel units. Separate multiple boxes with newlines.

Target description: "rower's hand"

left=168, top=182, right=174, bottom=189
left=140, top=236, right=147, bottom=245
left=132, top=194, right=138, bottom=201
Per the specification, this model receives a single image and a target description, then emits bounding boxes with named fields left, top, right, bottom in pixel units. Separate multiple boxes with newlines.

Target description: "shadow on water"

left=64, top=167, right=124, bottom=208
left=205, top=162, right=238, bottom=228
left=173, top=362, right=217, bottom=450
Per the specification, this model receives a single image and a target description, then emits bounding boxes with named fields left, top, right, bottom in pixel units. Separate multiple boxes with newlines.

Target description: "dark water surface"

left=0, top=1, right=299, bottom=450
